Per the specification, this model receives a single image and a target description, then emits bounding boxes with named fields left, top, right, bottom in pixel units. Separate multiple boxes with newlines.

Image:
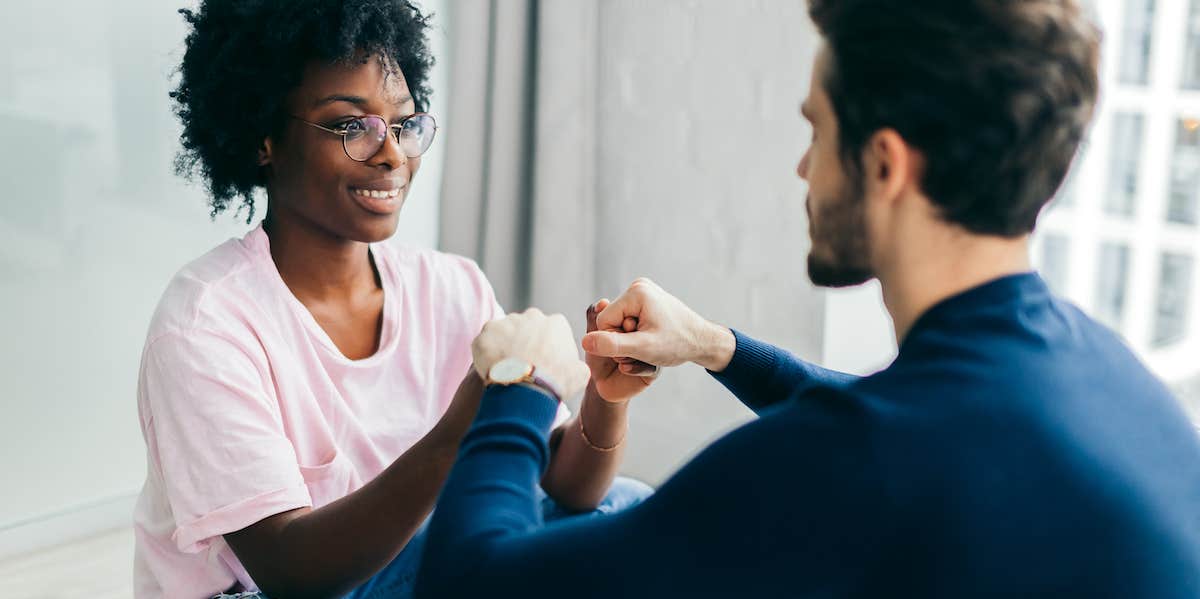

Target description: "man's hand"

left=581, top=278, right=736, bottom=372
left=472, top=308, right=591, bottom=399
left=585, top=299, right=659, bottom=402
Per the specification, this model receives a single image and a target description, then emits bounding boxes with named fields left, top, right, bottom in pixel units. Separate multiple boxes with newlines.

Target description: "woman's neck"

left=263, top=210, right=380, bottom=304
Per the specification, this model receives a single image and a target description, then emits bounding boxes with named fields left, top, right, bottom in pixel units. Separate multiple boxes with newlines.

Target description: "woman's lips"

left=349, top=185, right=405, bottom=215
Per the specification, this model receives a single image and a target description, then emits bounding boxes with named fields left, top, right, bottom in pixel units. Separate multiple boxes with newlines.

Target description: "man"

left=416, top=0, right=1200, bottom=596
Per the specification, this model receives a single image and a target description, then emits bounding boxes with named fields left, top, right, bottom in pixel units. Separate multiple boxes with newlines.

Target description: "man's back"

left=837, top=273, right=1200, bottom=595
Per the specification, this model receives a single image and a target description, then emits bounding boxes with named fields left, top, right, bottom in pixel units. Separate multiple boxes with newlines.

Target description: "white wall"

left=581, top=1, right=829, bottom=482
left=0, top=0, right=446, bottom=556
left=823, top=282, right=897, bottom=375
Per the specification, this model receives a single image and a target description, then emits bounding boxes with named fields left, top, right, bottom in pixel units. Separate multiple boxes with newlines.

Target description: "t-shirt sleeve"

left=139, top=329, right=310, bottom=554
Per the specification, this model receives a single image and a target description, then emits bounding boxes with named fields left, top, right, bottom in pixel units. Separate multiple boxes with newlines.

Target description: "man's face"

left=797, top=47, right=874, bottom=288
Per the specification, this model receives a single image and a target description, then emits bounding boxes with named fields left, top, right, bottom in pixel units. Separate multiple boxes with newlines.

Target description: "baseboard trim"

left=0, top=492, right=138, bottom=562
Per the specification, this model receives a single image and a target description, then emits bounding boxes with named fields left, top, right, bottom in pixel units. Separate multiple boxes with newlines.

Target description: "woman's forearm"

left=225, top=372, right=484, bottom=598
left=540, top=380, right=628, bottom=511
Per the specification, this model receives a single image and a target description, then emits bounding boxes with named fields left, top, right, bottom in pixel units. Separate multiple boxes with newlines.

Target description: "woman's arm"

left=224, top=371, right=485, bottom=599
left=539, top=301, right=656, bottom=510
left=539, top=382, right=629, bottom=510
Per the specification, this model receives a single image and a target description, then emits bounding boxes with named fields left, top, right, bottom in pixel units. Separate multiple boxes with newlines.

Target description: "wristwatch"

left=485, top=358, right=563, bottom=402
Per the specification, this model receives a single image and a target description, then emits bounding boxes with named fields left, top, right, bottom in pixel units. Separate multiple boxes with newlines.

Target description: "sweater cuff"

left=476, top=384, right=562, bottom=435
left=709, top=329, right=778, bottom=383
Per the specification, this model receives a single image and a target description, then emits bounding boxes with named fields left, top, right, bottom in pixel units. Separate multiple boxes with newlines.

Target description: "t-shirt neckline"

left=245, top=224, right=400, bottom=366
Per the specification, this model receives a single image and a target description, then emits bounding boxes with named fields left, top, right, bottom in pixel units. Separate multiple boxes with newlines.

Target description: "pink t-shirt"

left=132, top=225, right=568, bottom=598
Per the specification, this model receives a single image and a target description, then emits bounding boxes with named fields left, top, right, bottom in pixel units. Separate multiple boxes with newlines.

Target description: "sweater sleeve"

left=708, top=329, right=860, bottom=413
left=415, top=383, right=886, bottom=598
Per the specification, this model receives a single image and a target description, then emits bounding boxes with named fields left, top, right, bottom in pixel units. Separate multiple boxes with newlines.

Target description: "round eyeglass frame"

left=290, top=113, right=438, bottom=161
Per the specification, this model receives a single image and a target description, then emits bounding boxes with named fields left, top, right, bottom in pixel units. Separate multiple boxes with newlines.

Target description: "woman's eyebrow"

left=312, top=93, right=414, bottom=108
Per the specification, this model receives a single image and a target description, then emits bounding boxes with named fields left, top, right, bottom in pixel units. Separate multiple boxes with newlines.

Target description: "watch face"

left=489, top=358, right=533, bottom=384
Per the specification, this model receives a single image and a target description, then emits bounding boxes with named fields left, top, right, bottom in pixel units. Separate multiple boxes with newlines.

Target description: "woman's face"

left=262, top=55, right=422, bottom=243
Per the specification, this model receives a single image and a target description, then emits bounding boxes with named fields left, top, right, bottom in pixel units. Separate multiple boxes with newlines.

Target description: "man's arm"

left=223, top=372, right=485, bottom=599
left=708, top=328, right=861, bottom=412
left=416, top=384, right=886, bottom=598
left=582, top=278, right=859, bottom=414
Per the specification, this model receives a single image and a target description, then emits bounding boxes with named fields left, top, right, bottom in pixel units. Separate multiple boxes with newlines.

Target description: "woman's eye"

left=335, top=119, right=366, bottom=133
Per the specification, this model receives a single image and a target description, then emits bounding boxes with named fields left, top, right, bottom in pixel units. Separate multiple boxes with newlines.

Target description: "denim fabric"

left=212, top=476, right=653, bottom=599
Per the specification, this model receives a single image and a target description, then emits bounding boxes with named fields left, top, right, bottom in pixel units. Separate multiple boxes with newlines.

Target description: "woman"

left=132, top=2, right=653, bottom=597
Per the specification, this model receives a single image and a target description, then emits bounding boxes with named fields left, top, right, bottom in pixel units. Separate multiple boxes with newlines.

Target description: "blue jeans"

left=214, top=477, right=653, bottom=599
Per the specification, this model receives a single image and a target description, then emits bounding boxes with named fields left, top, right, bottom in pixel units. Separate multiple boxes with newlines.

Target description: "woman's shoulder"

left=145, top=231, right=268, bottom=345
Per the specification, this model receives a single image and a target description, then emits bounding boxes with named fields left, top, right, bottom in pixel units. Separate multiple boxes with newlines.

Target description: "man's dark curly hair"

left=171, top=0, right=435, bottom=221
left=809, top=0, right=1099, bottom=237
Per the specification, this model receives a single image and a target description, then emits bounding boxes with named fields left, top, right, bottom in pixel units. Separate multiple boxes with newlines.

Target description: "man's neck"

left=878, top=230, right=1032, bottom=344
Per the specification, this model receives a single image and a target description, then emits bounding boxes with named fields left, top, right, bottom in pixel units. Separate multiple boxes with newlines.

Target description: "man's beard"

left=805, top=183, right=874, bottom=288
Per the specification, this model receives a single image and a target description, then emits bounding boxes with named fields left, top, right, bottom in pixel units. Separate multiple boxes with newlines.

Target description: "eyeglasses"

left=290, top=113, right=438, bottom=161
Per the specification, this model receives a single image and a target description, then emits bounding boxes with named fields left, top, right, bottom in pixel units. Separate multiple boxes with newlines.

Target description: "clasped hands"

left=471, top=278, right=735, bottom=403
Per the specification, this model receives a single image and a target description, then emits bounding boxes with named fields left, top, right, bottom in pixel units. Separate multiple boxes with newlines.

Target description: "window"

left=1039, top=234, right=1071, bottom=294
left=1182, top=0, right=1200, bottom=89
left=1153, top=252, right=1195, bottom=347
left=1119, top=0, right=1155, bottom=85
left=1105, top=113, right=1144, bottom=217
left=1168, top=117, right=1200, bottom=226
left=1095, top=242, right=1132, bottom=331
left=1174, top=375, right=1200, bottom=422
left=1050, top=163, right=1078, bottom=210
left=0, top=0, right=453, bottom=551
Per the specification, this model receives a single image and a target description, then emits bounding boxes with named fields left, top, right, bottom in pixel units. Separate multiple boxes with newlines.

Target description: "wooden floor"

left=0, top=528, right=133, bottom=598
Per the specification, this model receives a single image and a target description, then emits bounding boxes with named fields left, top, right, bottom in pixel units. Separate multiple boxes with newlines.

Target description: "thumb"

left=582, top=330, right=653, bottom=361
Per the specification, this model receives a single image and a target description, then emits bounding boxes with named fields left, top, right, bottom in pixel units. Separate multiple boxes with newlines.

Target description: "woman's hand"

left=472, top=308, right=591, bottom=400
left=584, top=299, right=659, bottom=403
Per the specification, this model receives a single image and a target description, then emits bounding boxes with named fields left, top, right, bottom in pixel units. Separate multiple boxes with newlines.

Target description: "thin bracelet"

left=579, top=411, right=625, bottom=452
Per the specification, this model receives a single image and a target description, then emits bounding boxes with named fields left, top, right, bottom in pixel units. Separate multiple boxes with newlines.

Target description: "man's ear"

left=863, top=128, right=912, bottom=205
left=257, top=137, right=274, bottom=166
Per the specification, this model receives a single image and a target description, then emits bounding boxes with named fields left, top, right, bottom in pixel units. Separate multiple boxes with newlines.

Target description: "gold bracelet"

left=579, top=411, right=625, bottom=452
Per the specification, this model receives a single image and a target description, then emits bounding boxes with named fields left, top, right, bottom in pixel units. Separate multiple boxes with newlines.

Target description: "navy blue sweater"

left=417, top=274, right=1200, bottom=597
